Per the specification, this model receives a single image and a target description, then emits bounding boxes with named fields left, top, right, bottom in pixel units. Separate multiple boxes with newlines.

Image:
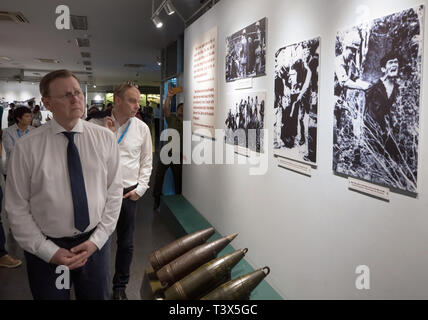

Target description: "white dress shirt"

left=5, top=118, right=123, bottom=263
left=91, top=114, right=153, bottom=197
left=3, top=123, right=35, bottom=172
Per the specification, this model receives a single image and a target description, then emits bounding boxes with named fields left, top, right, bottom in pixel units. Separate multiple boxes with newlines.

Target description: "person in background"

left=28, top=100, right=35, bottom=112
left=153, top=88, right=183, bottom=210
left=142, top=101, right=153, bottom=129
left=90, top=81, right=152, bottom=300
left=7, top=103, right=16, bottom=127
left=0, top=103, right=4, bottom=128
left=3, top=106, right=34, bottom=177
left=154, top=103, right=161, bottom=146
left=135, top=105, right=143, bottom=122
left=88, top=105, right=99, bottom=116
left=32, top=105, right=43, bottom=128
left=0, top=129, right=22, bottom=269
left=5, top=69, right=123, bottom=300
left=106, top=102, right=113, bottom=112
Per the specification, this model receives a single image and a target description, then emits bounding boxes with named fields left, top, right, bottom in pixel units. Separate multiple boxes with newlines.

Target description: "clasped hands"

left=50, top=240, right=98, bottom=270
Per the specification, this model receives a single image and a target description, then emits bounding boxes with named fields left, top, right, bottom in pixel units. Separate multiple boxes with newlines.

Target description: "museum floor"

left=0, top=152, right=177, bottom=300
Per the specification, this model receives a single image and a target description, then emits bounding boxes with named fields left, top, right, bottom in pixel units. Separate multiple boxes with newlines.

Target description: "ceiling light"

left=93, top=85, right=96, bottom=88
left=152, top=15, right=163, bottom=28
left=35, top=58, right=61, bottom=64
left=164, top=0, right=175, bottom=15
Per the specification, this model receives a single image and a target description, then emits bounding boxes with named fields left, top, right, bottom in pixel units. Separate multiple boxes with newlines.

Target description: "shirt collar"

left=50, top=117, right=83, bottom=135
left=111, top=110, right=132, bottom=128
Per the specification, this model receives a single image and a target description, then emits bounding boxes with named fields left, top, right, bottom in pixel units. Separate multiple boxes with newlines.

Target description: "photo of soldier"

left=224, top=91, right=266, bottom=153
left=274, top=37, right=320, bottom=164
left=226, top=18, right=267, bottom=82
left=332, top=6, right=424, bottom=193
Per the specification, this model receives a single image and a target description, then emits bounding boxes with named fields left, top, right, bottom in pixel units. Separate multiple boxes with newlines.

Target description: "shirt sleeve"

left=135, top=124, right=153, bottom=197
left=5, top=141, right=60, bottom=263
left=89, top=132, right=123, bottom=250
left=3, top=129, right=14, bottom=157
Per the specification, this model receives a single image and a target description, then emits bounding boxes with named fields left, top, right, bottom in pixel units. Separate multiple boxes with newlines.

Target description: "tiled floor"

left=0, top=151, right=177, bottom=300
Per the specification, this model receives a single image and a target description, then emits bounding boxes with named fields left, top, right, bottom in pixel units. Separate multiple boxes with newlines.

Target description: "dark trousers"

left=0, top=187, right=7, bottom=258
left=112, top=197, right=137, bottom=290
left=24, top=231, right=111, bottom=300
left=153, top=162, right=182, bottom=198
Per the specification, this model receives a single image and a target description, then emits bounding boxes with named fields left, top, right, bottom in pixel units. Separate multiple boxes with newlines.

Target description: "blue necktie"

left=62, top=132, right=90, bottom=232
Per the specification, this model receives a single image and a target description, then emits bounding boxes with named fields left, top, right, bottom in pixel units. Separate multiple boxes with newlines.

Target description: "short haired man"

left=3, top=106, right=34, bottom=175
left=5, top=69, right=123, bottom=300
left=90, top=82, right=153, bottom=300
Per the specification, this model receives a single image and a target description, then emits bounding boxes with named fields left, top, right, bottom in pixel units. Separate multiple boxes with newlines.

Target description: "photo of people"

left=225, top=91, right=266, bottom=153
left=225, top=18, right=266, bottom=82
left=332, top=6, right=424, bottom=193
left=273, top=37, right=320, bottom=164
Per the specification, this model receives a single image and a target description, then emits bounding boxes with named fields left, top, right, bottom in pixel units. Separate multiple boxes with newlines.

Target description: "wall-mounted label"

left=234, top=78, right=253, bottom=90
left=191, top=26, right=218, bottom=139
left=348, top=177, right=390, bottom=200
left=277, top=157, right=311, bottom=176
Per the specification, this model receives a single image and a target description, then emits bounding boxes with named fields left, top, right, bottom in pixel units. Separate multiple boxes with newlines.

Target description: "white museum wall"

left=183, top=0, right=428, bottom=299
left=0, top=81, right=42, bottom=104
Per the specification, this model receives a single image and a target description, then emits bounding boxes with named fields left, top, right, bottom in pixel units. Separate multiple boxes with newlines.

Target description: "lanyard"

left=17, top=128, right=29, bottom=138
left=117, top=119, right=132, bottom=144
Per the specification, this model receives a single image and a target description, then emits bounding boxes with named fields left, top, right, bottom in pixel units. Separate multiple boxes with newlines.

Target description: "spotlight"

left=152, top=15, right=163, bottom=28
left=164, top=0, right=175, bottom=15
left=156, top=56, right=162, bottom=66
left=93, top=85, right=96, bottom=88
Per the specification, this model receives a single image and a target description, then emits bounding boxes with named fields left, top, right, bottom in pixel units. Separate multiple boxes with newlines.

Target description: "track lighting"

left=151, top=0, right=184, bottom=30
left=152, top=15, right=163, bottom=28
left=164, top=0, right=175, bottom=15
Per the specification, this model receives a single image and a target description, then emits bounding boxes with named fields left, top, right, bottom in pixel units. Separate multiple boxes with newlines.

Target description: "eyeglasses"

left=50, top=90, right=84, bottom=100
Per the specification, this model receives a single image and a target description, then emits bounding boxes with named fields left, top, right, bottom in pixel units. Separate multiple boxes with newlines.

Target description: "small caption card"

left=348, top=177, right=390, bottom=200
left=234, top=78, right=253, bottom=90
left=277, top=157, right=311, bottom=176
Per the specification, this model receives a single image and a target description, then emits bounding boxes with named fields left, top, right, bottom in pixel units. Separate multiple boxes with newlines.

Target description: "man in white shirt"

left=91, top=81, right=152, bottom=300
left=5, top=70, right=123, bottom=300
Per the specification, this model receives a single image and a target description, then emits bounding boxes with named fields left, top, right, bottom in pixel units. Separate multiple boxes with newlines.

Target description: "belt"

left=123, top=184, right=138, bottom=195
left=48, top=228, right=96, bottom=242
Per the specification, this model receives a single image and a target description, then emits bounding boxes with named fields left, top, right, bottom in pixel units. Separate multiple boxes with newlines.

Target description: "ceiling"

left=0, top=0, right=213, bottom=90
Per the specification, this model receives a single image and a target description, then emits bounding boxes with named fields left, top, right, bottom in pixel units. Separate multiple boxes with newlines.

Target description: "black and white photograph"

left=225, top=18, right=266, bottom=82
left=225, top=91, right=266, bottom=153
left=333, top=6, right=424, bottom=193
left=273, top=37, right=320, bottom=164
